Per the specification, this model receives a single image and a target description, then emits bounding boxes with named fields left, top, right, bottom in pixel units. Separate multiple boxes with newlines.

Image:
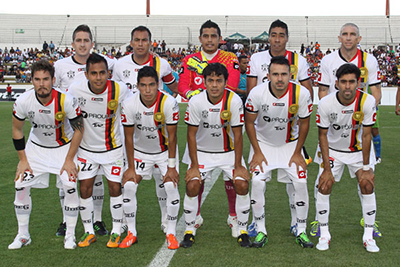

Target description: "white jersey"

left=113, top=54, right=175, bottom=92
left=245, top=81, right=313, bottom=146
left=121, top=91, right=179, bottom=154
left=248, top=50, right=310, bottom=86
left=67, top=80, right=129, bottom=152
left=54, top=54, right=117, bottom=91
left=318, top=49, right=381, bottom=95
left=316, top=90, right=376, bottom=153
left=13, top=88, right=81, bottom=148
left=184, top=90, right=244, bottom=153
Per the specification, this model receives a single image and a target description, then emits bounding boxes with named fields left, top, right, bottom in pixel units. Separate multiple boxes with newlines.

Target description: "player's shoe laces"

left=166, top=234, right=180, bottom=250
left=64, top=235, right=76, bottom=250
left=290, top=224, right=298, bottom=236
left=227, top=215, right=239, bottom=238
left=253, top=232, right=268, bottom=248
left=360, top=218, right=382, bottom=237
left=237, top=230, right=252, bottom=248
left=309, top=220, right=320, bottom=237
left=247, top=222, right=257, bottom=237
left=119, top=231, right=137, bottom=248
left=316, top=237, right=330, bottom=251
left=107, top=233, right=121, bottom=248
left=56, top=222, right=66, bottom=236
left=78, top=232, right=96, bottom=247
left=8, top=234, right=31, bottom=250
left=180, top=231, right=195, bottom=248
left=363, top=239, right=380, bottom=253
left=296, top=232, right=314, bottom=248
left=195, top=215, right=203, bottom=229
left=93, top=221, right=109, bottom=236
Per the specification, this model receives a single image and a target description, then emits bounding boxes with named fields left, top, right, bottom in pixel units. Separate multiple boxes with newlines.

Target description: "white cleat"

left=227, top=215, right=239, bottom=238
left=363, top=239, right=380, bottom=253
left=195, top=215, right=204, bottom=229
left=316, top=237, right=330, bottom=251
left=64, top=235, right=76, bottom=250
left=8, top=234, right=31, bottom=250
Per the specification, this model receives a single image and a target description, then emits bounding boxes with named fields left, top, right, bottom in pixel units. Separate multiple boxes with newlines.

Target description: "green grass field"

left=1, top=102, right=399, bottom=267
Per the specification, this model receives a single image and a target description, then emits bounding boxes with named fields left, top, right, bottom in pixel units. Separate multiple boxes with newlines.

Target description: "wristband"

left=168, top=158, right=176, bottom=168
left=13, top=137, right=25, bottom=151
left=362, top=165, right=370, bottom=171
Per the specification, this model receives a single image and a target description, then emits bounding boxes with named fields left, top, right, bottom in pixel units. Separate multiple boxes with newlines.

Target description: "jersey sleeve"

left=178, top=56, right=192, bottom=99
left=225, top=54, right=240, bottom=91
left=121, top=96, right=135, bottom=127
left=184, top=98, right=200, bottom=126
left=362, top=96, right=377, bottom=127
left=244, top=87, right=260, bottom=113
left=298, top=56, right=311, bottom=82
left=366, top=55, right=381, bottom=86
left=298, top=88, right=313, bottom=119
left=247, top=54, right=257, bottom=78
left=164, top=97, right=179, bottom=125
left=316, top=98, right=330, bottom=129
left=160, top=59, right=175, bottom=85
left=318, top=57, right=331, bottom=87
left=12, top=97, right=26, bottom=121
left=65, top=94, right=81, bottom=120
left=230, top=96, right=244, bottom=127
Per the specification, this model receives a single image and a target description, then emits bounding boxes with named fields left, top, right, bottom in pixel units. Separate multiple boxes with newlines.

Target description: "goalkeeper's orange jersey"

left=178, top=50, right=240, bottom=99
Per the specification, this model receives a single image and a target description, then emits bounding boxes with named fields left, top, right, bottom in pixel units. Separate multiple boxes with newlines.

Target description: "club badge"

left=154, top=112, right=165, bottom=123
left=107, top=100, right=118, bottom=110
left=353, top=111, right=364, bottom=122
left=55, top=111, right=65, bottom=121
left=289, top=104, right=299, bottom=114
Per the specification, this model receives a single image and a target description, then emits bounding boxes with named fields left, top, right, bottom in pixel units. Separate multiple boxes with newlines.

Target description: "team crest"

left=78, top=97, right=86, bottom=107
left=28, top=111, right=35, bottom=120
left=329, top=113, right=338, bottom=123
left=360, top=67, right=368, bottom=79
left=290, top=65, right=298, bottom=76
left=194, top=77, right=203, bottom=85
left=67, top=70, right=75, bottom=79
left=154, top=112, right=165, bottom=123
left=123, top=69, right=131, bottom=78
left=107, top=100, right=118, bottom=110
left=55, top=111, right=65, bottom=121
left=261, top=104, right=269, bottom=113
left=353, top=111, right=364, bottom=122
left=202, top=110, right=208, bottom=119
left=261, top=63, right=268, bottom=72
left=220, top=110, right=231, bottom=121
left=135, top=112, right=142, bottom=121
left=288, top=104, right=299, bottom=114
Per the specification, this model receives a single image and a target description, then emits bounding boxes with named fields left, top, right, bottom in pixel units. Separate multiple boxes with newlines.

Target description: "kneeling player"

left=180, top=63, right=251, bottom=248
left=120, top=67, right=180, bottom=249
left=315, top=63, right=379, bottom=252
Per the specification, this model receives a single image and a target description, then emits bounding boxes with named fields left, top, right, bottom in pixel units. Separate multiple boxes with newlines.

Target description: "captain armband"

left=13, top=137, right=25, bottom=151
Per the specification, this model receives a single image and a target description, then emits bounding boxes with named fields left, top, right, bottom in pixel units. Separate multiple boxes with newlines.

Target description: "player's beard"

left=37, top=90, right=51, bottom=99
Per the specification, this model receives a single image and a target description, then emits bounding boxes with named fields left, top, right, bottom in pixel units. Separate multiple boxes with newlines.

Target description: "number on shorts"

left=136, top=161, right=145, bottom=170
left=81, top=163, right=93, bottom=172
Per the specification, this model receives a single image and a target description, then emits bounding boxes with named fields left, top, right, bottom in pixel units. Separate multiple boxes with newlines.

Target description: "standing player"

left=119, top=67, right=180, bottom=249
left=312, top=22, right=382, bottom=238
left=180, top=63, right=251, bottom=248
left=113, top=25, right=178, bottom=234
left=9, top=60, right=82, bottom=250
left=315, top=63, right=379, bottom=252
left=67, top=54, right=129, bottom=248
left=54, top=24, right=114, bottom=237
left=178, top=20, right=241, bottom=237
left=246, top=19, right=313, bottom=237
left=245, top=56, right=313, bottom=248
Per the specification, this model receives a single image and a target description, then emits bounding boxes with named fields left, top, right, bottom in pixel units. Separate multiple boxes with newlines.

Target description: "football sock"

left=225, top=180, right=237, bottom=216
left=373, top=135, right=381, bottom=158
left=92, top=175, right=104, bottom=222
left=63, top=185, right=79, bottom=237
left=110, top=195, right=123, bottom=235
left=79, top=197, right=94, bottom=234
left=293, top=182, right=309, bottom=235
left=316, top=192, right=331, bottom=239
left=164, top=181, right=180, bottom=235
left=236, top=192, right=250, bottom=233
left=59, top=188, right=66, bottom=223
left=184, top=194, right=198, bottom=234
left=362, top=193, right=377, bottom=240
left=14, top=186, right=31, bottom=236
left=154, top=169, right=167, bottom=225
left=250, top=176, right=267, bottom=235
left=286, top=183, right=297, bottom=226
left=314, top=175, right=320, bottom=221
left=122, top=181, right=138, bottom=236
left=197, top=183, right=204, bottom=216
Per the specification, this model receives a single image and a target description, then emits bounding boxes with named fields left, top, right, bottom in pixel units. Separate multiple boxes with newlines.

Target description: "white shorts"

left=77, top=147, right=124, bottom=183
left=317, top=149, right=376, bottom=182
left=15, top=141, right=77, bottom=189
left=248, top=140, right=307, bottom=184
left=134, top=149, right=179, bottom=181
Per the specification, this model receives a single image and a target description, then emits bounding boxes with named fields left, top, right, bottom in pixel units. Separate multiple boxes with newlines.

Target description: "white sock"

left=79, top=197, right=94, bottom=234
left=14, top=187, right=31, bottom=236
left=63, top=185, right=79, bottom=237
left=362, top=193, right=377, bottom=240
left=316, top=192, right=331, bottom=239
left=236, top=193, right=250, bottom=234
left=59, top=188, right=66, bottom=223
left=110, top=195, right=123, bottom=235
left=92, top=175, right=104, bottom=222
left=250, top=176, right=267, bottom=235
left=286, top=183, right=296, bottom=226
left=314, top=175, right=320, bottom=221
left=293, top=182, right=309, bottom=235
left=184, top=194, right=198, bottom=234
left=154, top=170, right=167, bottom=225
left=164, top=181, right=180, bottom=235
left=123, top=181, right=138, bottom=236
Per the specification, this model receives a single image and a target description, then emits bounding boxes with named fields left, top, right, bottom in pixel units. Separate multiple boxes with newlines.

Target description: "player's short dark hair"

left=31, top=59, right=55, bottom=78
left=73, top=24, right=93, bottom=41
left=269, top=19, right=289, bottom=36
left=131, top=26, right=152, bottom=41
left=335, top=63, right=361, bottom=80
left=137, top=66, right=159, bottom=84
left=268, top=56, right=290, bottom=72
left=86, top=53, right=108, bottom=72
left=238, top=55, right=248, bottom=62
left=200, top=20, right=221, bottom=37
left=203, top=63, right=228, bottom=81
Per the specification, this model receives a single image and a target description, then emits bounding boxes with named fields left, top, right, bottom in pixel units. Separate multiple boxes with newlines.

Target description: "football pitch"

left=0, top=102, right=399, bottom=266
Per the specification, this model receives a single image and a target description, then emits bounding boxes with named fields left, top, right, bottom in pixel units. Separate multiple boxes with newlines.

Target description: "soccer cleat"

left=247, top=222, right=257, bottom=238
left=180, top=231, right=195, bottom=248
left=107, top=233, right=121, bottom=248
left=316, top=237, right=330, bottom=251
left=93, top=221, right=109, bottom=236
left=119, top=231, right=137, bottom=248
left=166, top=234, right=180, bottom=250
left=253, top=232, right=268, bottom=248
left=296, top=232, right=314, bottom=248
left=195, top=215, right=203, bottom=229
left=303, top=146, right=312, bottom=165
left=56, top=222, right=66, bottom=236
left=360, top=218, right=382, bottom=237
left=375, top=157, right=381, bottom=164
left=237, top=230, right=252, bottom=248
left=309, top=220, right=320, bottom=237
left=227, top=215, right=239, bottom=238
left=64, top=235, right=76, bottom=250
left=363, top=239, right=380, bottom=253
left=161, top=221, right=167, bottom=234
left=78, top=232, right=96, bottom=247
left=290, top=224, right=298, bottom=237
left=8, top=234, right=31, bottom=250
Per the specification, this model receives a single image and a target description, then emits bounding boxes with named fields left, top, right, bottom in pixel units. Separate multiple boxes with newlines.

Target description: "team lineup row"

left=9, top=19, right=380, bottom=252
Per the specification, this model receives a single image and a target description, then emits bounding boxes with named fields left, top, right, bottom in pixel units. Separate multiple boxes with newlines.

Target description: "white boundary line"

left=148, top=169, right=221, bottom=267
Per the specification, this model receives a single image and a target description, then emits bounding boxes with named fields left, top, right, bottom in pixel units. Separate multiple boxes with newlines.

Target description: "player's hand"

left=233, top=165, right=250, bottom=183
left=186, top=89, right=202, bottom=100
left=15, top=159, right=32, bottom=182
left=122, top=167, right=138, bottom=186
left=359, top=168, right=375, bottom=188
left=185, top=167, right=201, bottom=184
left=289, top=152, right=307, bottom=175
left=249, top=151, right=268, bottom=173
left=164, top=167, right=180, bottom=187
left=396, top=106, right=400, bottom=116
left=149, top=51, right=159, bottom=58
left=60, top=159, right=78, bottom=182
left=318, top=168, right=335, bottom=193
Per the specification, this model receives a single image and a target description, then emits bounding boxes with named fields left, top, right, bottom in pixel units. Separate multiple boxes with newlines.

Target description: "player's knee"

left=108, top=181, right=122, bottom=197
left=318, top=181, right=333, bottom=195
left=359, top=180, right=374, bottom=194
left=234, top=179, right=248, bottom=195
left=186, top=180, right=201, bottom=197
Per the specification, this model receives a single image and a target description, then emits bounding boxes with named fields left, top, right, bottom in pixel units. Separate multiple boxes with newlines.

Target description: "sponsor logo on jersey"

left=316, top=114, right=321, bottom=123
left=209, top=108, right=220, bottom=112
left=194, top=77, right=202, bottom=85
left=78, top=157, right=86, bottom=163
left=143, top=111, right=154, bottom=116
left=332, top=124, right=360, bottom=130
left=262, top=116, right=290, bottom=123
left=273, top=103, right=285, bottom=106
left=373, top=113, right=377, bottom=122
left=173, top=112, right=179, bottom=121
left=92, top=122, right=103, bottom=127
left=240, top=114, right=244, bottom=123
left=203, top=122, right=227, bottom=129
left=185, top=111, right=189, bottom=122
left=111, top=166, right=121, bottom=176
left=91, top=97, right=103, bottom=102
left=43, top=132, right=54, bottom=136
left=245, top=101, right=254, bottom=112
left=146, top=135, right=157, bottom=139
left=298, top=170, right=306, bottom=179
left=308, top=104, right=313, bottom=113
left=342, top=110, right=353, bottom=114
left=211, top=132, right=221, bottom=137
left=39, top=109, right=51, bottom=114
left=136, top=124, right=161, bottom=132
left=275, top=126, right=285, bottom=130
left=121, top=114, right=127, bottom=123
left=32, top=121, right=64, bottom=129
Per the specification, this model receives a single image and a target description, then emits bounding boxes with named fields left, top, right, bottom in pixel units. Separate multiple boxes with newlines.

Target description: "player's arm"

left=232, top=125, right=249, bottom=182
left=185, top=125, right=201, bottom=183
left=12, top=116, right=32, bottom=181
left=318, top=126, right=335, bottom=193
left=226, top=55, right=240, bottom=92
left=369, top=84, right=381, bottom=107
left=166, top=80, right=179, bottom=95
left=178, top=57, right=195, bottom=100
left=123, top=125, right=139, bottom=185
left=246, top=76, right=257, bottom=95
left=300, top=79, right=314, bottom=102
left=396, top=84, right=400, bottom=115
left=164, top=123, right=179, bottom=186
left=244, top=111, right=267, bottom=173
left=288, top=116, right=310, bottom=173
left=318, top=84, right=329, bottom=100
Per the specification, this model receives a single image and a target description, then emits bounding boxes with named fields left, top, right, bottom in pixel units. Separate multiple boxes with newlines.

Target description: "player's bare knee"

left=359, top=180, right=374, bottom=194
left=186, top=180, right=201, bottom=197
left=108, top=181, right=122, bottom=197
left=318, top=181, right=333, bottom=195
left=234, top=179, right=248, bottom=195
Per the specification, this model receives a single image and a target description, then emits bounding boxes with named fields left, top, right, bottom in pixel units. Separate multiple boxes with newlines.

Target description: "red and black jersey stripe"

left=105, top=80, right=119, bottom=150
left=285, top=83, right=300, bottom=143
left=349, top=90, right=367, bottom=152
left=154, top=91, right=169, bottom=152
left=54, top=90, right=69, bottom=146
left=220, top=90, right=234, bottom=152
